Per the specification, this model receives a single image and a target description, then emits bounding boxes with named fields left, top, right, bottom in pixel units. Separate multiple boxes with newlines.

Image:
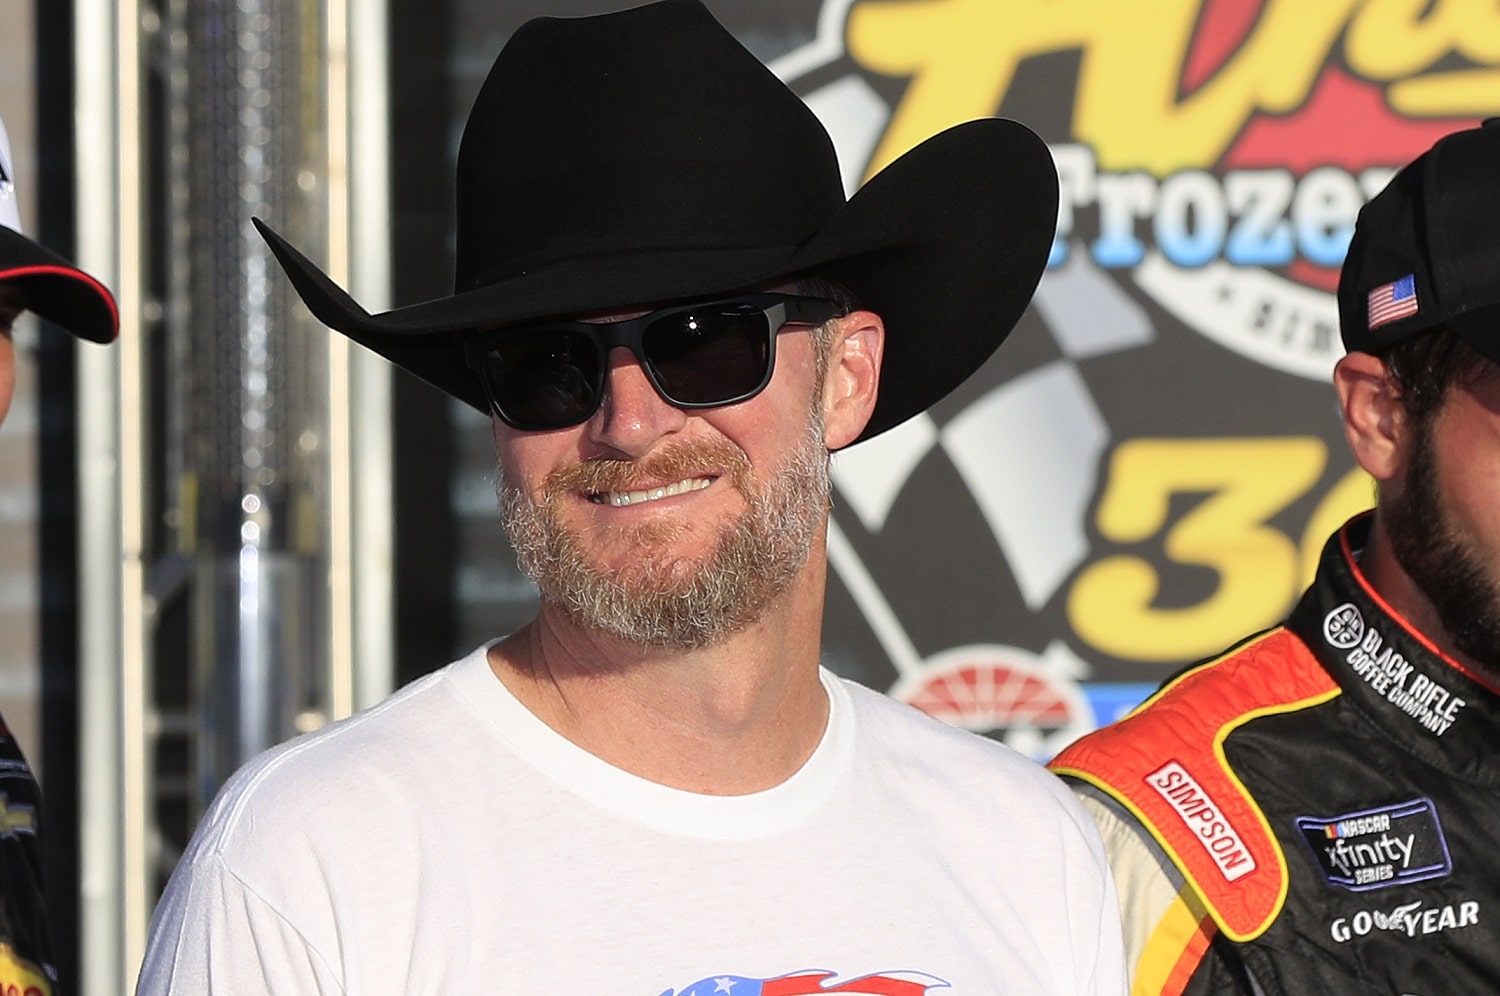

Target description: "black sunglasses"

left=464, top=293, right=841, bottom=431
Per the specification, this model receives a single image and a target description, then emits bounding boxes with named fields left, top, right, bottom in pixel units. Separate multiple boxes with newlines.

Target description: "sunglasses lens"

left=480, top=329, right=601, bottom=428
left=643, top=303, right=770, bottom=405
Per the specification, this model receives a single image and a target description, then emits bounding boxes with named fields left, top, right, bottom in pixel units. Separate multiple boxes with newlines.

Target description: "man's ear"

left=1334, top=351, right=1410, bottom=483
left=820, top=309, right=884, bottom=451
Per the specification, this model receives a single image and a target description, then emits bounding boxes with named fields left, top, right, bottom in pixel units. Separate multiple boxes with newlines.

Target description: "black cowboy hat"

left=255, top=0, right=1058, bottom=444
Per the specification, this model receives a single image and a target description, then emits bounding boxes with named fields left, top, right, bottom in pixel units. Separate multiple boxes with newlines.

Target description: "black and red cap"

left=0, top=117, right=118, bottom=343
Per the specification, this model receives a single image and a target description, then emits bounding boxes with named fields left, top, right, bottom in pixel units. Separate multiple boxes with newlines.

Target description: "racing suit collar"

left=1288, top=513, right=1500, bottom=787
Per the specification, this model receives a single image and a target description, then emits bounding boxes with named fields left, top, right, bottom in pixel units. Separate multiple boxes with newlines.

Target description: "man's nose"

left=585, top=346, right=688, bottom=457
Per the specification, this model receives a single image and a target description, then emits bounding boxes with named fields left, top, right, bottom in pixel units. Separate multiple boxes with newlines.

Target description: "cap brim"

left=0, top=228, right=119, bottom=342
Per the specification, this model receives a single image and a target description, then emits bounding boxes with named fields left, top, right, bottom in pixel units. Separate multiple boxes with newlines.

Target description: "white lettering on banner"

left=1321, top=606, right=1466, bottom=735
left=1134, top=255, right=1340, bottom=380
left=1146, top=761, right=1256, bottom=881
left=1058, top=153, right=1398, bottom=381
left=1050, top=146, right=1393, bottom=274
left=1329, top=900, right=1479, bottom=942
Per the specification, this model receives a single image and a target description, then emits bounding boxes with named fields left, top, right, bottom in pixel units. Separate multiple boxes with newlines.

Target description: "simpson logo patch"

left=1146, top=761, right=1256, bottom=882
left=1296, top=798, right=1451, bottom=892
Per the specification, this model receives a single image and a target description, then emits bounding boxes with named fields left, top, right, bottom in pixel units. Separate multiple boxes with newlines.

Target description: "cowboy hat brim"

left=256, top=116, right=1057, bottom=444
left=0, top=227, right=119, bottom=343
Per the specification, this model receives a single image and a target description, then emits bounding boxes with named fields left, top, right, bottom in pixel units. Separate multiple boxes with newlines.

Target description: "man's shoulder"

left=838, top=673, right=1018, bottom=759
left=835, top=675, right=1090, bottom=819
left=187, top=655, right=474, bottom=856
left=1052, top=625, right=1335, bottom=780
left=1049, top=626, right=1340, bottom=942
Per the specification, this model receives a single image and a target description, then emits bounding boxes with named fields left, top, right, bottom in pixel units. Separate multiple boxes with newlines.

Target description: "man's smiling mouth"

left=588, top=476, right=715, bottom=507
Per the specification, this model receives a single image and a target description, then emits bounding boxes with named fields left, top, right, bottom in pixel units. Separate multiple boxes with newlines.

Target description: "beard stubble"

left=498, top=418, right=832, bottom=650
left=1384, top=413, right=1500, bottom=676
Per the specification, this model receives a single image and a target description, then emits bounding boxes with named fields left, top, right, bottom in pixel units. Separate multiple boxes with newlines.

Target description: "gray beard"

left=498, top=422, right=831, bottom=649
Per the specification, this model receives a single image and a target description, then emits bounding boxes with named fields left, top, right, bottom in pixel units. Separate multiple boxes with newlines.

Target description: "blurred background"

left=0, top=0, right=1492, bottom=990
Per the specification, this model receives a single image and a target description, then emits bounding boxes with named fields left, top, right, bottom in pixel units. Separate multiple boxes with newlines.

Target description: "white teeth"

left=604, top=477, right=711, bottom=507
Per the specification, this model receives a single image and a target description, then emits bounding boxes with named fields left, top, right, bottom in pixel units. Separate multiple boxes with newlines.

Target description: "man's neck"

left=1359, top=514, right=1494, bottom=684
left=485, top=572, right=830, bottom=795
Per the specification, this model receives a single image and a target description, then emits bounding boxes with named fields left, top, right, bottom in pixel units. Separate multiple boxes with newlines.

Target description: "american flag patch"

left=1368, top=275, right=1418, bottom=330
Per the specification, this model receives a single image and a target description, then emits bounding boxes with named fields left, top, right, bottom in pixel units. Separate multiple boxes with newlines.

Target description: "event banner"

left=782, top=0, right=1490, bottom=759
left=448, top=0, right=1494, bottom=759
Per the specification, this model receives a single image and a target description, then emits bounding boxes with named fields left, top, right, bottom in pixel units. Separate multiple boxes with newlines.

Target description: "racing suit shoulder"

left=1051, top=627, right=1340, bottom=942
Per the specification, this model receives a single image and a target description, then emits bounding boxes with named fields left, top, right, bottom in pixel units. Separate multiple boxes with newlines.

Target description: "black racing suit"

left=0, top=713, right=54, bottom=995
left=1052, top=515, right=1500, bottom=994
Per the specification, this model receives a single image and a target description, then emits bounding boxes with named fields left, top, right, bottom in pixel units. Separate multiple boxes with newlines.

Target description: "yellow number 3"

left=1068, top=437, right=1360, bottom=662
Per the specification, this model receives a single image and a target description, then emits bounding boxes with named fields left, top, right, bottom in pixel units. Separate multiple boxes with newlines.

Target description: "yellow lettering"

left=1347, top=0, right=1500, bottom=114
left=847, top=0, right=1076, bottom=176
left=846, top=0, right=1500, bottom=178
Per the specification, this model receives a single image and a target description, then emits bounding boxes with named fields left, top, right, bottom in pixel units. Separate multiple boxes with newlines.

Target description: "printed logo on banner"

left=1296, top=798, right=1452, bottom=891
left=764, top=0, right=1498, bottom=757
left=886, top=644, right=1097, bottom=761
left=1320, top=606, right=1467, bottom=736
left=782, top=1, right=1482, bottom=381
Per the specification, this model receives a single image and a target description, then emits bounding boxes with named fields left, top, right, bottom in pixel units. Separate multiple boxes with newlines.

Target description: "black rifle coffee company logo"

left=1321, top=605, right=1467, bottom=737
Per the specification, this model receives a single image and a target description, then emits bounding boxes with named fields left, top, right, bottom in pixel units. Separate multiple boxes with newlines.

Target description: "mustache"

left=538, top=439, right=752, bottom=501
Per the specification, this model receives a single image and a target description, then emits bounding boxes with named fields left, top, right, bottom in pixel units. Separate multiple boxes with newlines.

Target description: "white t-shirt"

left=138, top=644, right=1126, bottom=994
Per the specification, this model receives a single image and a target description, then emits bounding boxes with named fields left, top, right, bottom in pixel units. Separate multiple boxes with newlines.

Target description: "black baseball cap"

left=1338, top=118, right=1500, bottom=361
left=0, top=117, right=118, bottom=343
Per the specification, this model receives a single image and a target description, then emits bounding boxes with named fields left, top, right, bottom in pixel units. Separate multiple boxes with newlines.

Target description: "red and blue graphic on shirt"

left=663, top=970, right=948, bottom=995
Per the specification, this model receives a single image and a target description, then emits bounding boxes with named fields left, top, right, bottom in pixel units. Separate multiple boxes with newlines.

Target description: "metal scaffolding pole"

left=75, top=2, right=390, bottom=991
left=180, top=0, right=333, bottom=805
left=76, top=2, right=142, bottom=990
